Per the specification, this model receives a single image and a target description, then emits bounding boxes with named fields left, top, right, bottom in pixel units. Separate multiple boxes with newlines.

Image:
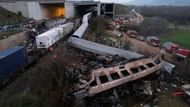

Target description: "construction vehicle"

left=147, top=36, right=160, bottom=47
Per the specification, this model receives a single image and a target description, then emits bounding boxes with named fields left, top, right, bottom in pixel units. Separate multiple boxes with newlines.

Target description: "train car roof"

left=72, top=23, right=88, bottom=36
left=36, top=29, right=57, bottom=38
left=0, top=46, right=24, bottom=60
left=57, top=22, right=73, bottom=28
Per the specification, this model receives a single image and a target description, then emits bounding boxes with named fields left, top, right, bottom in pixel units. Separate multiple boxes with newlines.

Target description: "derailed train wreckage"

left=68, top=12, right=175, bottom=98
left=74, top=56, right=163, bottom=98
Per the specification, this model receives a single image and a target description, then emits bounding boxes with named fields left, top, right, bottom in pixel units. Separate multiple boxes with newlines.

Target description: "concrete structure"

left=0, top=31, right=29, bottom=51
left=0, top=1, right=29, bottom=18
left=101, top=3, right=115, bottom=18
left=0, top=0, right=115, bottom=20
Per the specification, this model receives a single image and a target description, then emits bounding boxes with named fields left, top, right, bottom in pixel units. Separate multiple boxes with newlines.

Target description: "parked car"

left=136, top=36, right=145, bottom=41
left=127, top=30, right=138, bottom=38
left=147, top=36, right=160, bottom=47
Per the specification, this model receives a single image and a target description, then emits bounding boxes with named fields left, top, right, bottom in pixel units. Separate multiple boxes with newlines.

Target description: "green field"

left=160, top=30, right=190, bottom=49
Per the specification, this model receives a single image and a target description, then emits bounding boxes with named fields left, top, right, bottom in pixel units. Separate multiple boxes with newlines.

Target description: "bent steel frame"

left=75, top=56, right=162, bottom=98
left=68, top=37, right=143, bottom=60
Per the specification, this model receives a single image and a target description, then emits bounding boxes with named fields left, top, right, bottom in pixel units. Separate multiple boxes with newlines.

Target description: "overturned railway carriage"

left=68, top=37, right=143, bottom=59
left=75, top=56, right=162, bottom=97
left=82, top=13, right=92, bottom=24
left=72, top=23, right=88, bottom=38
left=72, top=12, right=92, bottom=38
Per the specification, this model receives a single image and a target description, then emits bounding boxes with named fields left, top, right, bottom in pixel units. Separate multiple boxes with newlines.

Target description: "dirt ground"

left=127, top=36, right=190, bottom=78
left=126, top=36, right=190, bottom=107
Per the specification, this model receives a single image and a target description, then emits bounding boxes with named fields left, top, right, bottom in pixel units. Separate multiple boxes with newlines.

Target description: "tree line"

left=128, top=5, right=190, bottom=25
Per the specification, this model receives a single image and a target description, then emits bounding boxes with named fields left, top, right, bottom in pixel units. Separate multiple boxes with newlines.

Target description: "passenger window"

left=130, top=68, right=139, bottom=73
left=139, top=66, right=146, bottom=71
left=110, top=72, right=120, bottom=80
left=121, top=70, right=130, bottom=76
left=99, top=75, right=109, bottom=84
left=146, top=63, right=155, bottom=68
left=89, top=80, right=97, bottom=87
left=154, top=58, right=161, bottom=64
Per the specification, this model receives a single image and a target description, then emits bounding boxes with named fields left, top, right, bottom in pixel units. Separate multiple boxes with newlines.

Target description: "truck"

left=163, top=42, right=190, bottom=62
left=0, top=46, right=27, bottom=80
left=162, top=42, right=179, bottom=53
left=147, top=36, right=160, bottom=47
left=175, top=49, right=190, bottom=62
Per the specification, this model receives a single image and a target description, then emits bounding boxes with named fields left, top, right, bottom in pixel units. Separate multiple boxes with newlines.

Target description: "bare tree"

left=139, top=17, right=169, bottom=36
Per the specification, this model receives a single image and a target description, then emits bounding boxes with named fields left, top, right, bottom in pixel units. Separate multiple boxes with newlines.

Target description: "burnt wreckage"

left=68, top=13, right=174, bottom=98
left=74, top=56, right=163, bottom=98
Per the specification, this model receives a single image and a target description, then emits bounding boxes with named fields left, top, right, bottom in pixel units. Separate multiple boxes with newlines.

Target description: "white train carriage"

left=47, top=19, right=66, bottom=28
left=57, top=22, right=74, bottom=36
left=82, top=13, right=92, bottom=23
left=72, top=23, right=88, bottom=38
left=36, top=28, right=62, bottom=49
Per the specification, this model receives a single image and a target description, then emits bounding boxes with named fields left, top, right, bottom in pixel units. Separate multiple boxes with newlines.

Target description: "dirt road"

left=127, top=37, right=190, bottom=107
left=128, top=37, right=160, bottom=56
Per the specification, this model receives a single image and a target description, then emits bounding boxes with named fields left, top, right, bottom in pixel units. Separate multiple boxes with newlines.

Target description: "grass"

left=160, top=30, right=190, bottom=49
left=0, top=30, right=23, bottom=40
left=115, top=4, right=128, bottom=15
left=0, top=7, right=27, bottom=25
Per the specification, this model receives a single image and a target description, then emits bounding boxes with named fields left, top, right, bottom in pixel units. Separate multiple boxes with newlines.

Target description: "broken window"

left=110, top=72, right=120, bottom=80
left=139, top=65, right=146, bottom=71
left=146, top=63, right=155, bottom=68
left=90, top=80, right=97, bottom=87
left=130, top=68, right=139, bottom=73
left=99, top=75, right=109, bottom=84
left=121, top=70, right=130, bottom=76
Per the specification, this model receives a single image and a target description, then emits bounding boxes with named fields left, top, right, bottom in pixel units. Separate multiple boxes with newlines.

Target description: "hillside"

left=115, top=4, right=128, bottom=15
left=0, top=6, right=27, bottom=25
